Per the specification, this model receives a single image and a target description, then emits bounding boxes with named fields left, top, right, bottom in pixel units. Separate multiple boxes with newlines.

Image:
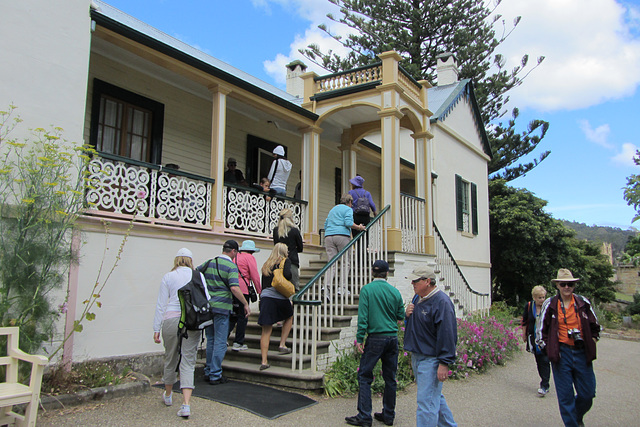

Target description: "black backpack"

left=354, top=190, right=370, bottom=215
left=177, top=268, right=213, bottom=334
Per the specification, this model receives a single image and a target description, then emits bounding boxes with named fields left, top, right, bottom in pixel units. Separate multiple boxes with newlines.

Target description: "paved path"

left=38, top=337, right=639, bottom=426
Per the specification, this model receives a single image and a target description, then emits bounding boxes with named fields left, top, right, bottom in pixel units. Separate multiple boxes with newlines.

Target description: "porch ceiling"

left=91, top=36, right=353, bottom=143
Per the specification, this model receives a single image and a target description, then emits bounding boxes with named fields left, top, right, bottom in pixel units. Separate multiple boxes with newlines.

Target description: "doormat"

left=153, top=377, right=317, bottom=419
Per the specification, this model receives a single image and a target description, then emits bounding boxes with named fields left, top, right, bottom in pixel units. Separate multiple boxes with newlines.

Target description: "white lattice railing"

left=400, top=193, right=426, bottom=254
left=315, top=64, right=382, bottom=93
left=290, top=206, right=390, bottom=372
left=433, top=223, right=490, bottom=315
left=223, top=185, right=306, bottom=238
left=85, top=153, right=212, bottom=228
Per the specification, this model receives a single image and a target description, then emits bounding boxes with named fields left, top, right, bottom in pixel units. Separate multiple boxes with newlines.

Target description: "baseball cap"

left=407, top=266, right=436, bottom=281
left=175, top=248, right=193, bottom=259
left=222, top=240, right=239, bottom=251
left=372, top=260, right=389, bottom=273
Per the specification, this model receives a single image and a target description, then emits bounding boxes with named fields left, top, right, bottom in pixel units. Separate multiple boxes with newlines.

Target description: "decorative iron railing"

left=400, top=193, right=426, bottom=254
left=289, top=206, right=390, bottom=372
left=433, top=223, right=490, bottom=315
left=85, top=152, right=213, bottom=228
left=223, top=185, right=306, bottom=238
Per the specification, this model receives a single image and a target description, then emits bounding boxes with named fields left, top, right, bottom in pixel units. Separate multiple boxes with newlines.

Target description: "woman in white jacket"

left=267, top=145, right=292, bottom=197
left=153, top=248, right=203, bottom=418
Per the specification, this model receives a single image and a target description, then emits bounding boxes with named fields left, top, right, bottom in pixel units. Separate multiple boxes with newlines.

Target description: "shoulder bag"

left=272, top=258, right=295, bottom=298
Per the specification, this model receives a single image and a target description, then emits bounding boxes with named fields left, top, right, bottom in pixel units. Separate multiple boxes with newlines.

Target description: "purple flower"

left=58, top=302, right=68, bottom=314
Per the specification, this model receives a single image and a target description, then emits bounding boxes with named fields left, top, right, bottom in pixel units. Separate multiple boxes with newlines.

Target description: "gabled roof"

left=91, top=1, right=317, bottom=120
left=428, top=79, right=492, bottom=158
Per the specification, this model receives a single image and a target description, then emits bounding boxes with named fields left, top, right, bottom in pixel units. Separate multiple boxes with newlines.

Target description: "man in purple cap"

left=345, top=260, right=405, bottom=427
left=198, top=240, right=250, bottom=385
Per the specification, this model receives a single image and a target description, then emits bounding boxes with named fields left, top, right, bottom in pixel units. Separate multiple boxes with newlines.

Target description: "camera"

left=567, top=328, right=583, bottom=342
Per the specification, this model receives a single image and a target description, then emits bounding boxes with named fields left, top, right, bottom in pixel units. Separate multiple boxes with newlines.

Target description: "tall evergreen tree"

left=301, top=0, right=549, bottom=181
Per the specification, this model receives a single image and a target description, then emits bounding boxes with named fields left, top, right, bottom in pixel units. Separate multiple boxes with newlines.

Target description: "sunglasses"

left=557, top=282, right=575, bottom=288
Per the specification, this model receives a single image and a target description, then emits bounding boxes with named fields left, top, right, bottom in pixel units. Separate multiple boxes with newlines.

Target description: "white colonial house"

left=0, top=0, right=491, bottom=388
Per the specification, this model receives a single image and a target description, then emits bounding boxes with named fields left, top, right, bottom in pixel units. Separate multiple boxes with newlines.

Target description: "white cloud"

left=496, top=0, right=640, bottom=111
left=578, top=120, right=612, bottom=148
left=261, top=0, right=640, bottom=111
left=611, top=142, right=639, bottom=166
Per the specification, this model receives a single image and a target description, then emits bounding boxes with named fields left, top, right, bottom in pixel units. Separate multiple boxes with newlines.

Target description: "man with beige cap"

left=404, top=266, right=457, bottom=427
left=536, top=268, right=601, bottom=427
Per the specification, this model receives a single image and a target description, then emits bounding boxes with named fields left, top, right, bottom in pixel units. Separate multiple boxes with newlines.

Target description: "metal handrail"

left=292, top=204, right=391, bottom=305
left=433, top=223, right=489, bottom=297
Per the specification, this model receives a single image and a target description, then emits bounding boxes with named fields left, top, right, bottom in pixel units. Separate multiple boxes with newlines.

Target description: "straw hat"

left=551, top=268, right=580, bottom=282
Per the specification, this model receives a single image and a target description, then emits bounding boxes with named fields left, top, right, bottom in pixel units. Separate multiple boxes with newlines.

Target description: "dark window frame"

left=90, top=79, right=164, bottom=164
left=246, top=135, right=287, bottom=185
left=455, top=174, right=478, bottom=235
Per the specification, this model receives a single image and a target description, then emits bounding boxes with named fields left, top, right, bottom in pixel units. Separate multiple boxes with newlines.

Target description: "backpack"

left=177, top=268, right=213, bottom=333
left=353, top=190, right=370, bottom=215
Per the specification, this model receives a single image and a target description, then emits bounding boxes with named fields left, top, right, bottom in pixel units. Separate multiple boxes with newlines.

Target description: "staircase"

left=205, top=252, right=349, bottom=391
left=199, top=207, right=488, bottom=391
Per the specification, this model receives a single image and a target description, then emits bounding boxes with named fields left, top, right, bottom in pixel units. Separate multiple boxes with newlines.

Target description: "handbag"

left=236, top=261, right=258, bottom=303
left=272, top=258, right=295, bottom=298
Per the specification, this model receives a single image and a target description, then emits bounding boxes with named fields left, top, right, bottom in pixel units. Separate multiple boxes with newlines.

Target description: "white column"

left=209, top=83, right=231, bottom=232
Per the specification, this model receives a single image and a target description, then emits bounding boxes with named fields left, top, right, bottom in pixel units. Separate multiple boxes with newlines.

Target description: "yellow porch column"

left=209, top=83, right=232, bottom=232
left=340, top=129, right=358, bottom=194
left=413, top=131, right=435, bottom=253
left=378, top=107, right=403, bottom=252
left=301, top=125, right=322, bottom=245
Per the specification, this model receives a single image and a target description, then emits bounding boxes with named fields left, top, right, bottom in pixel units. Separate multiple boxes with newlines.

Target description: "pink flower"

left=58, top=302, right=68, bottom=314
left=136, top=189, right=147, bottom=199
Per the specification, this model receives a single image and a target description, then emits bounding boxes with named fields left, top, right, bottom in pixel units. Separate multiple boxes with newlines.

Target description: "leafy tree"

left=623, top=149, right=640, bottom=222
left=561, top=238, right=615, bottom=304
left=489, top=180, right=572, bottom=305
left=0, top=105, right=92, bottom=354
left=624, top=234, right=640, bottom=257
left=489, top=180, right=615, bottom=306
left=301, top=0, right=549, bottom=181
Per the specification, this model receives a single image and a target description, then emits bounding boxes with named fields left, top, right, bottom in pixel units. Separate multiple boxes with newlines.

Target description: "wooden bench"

left=0, top=327, right=48, bottom=426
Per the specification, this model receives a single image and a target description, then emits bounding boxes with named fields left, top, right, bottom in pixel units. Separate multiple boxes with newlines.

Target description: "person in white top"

left=267, top=145, right=292, bottom=197
left=153, top=248, right=204, bottom=418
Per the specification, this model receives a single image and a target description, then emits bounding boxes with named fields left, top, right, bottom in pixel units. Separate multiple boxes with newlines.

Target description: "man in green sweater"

left=345, top=260, right=406, bottom=427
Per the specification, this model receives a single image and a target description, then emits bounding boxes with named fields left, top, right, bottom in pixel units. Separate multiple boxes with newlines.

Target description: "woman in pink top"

left=229, top=240, right=262, bottom=351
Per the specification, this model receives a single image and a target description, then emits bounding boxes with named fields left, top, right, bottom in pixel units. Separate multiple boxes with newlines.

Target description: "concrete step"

left=237, top=323, right=343, bottom=342
left=218, top=359, right=325, bottom=390
left=227, top=333, right=331, bottom=355
left=223, top=348, right=313, bottom=369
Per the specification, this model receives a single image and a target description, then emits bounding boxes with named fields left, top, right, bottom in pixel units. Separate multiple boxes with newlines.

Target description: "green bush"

left=627, top=293, right=640, bottom=316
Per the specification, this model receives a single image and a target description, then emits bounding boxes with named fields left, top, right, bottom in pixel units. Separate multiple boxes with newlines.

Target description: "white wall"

left=431, top=97, right=491, bottom=292
left=0, top=0, right=91, bottom=143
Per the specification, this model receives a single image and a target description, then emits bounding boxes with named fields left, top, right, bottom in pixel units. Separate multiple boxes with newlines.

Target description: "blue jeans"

left=551, top=344, right=596, bottom=427
left=271, top=187, right=286, bottom=197
left=204, top=313, right=230, bottom=381
left=356, top=335, right=399, bottom=423
left=411, top=353, right=457, bottom=427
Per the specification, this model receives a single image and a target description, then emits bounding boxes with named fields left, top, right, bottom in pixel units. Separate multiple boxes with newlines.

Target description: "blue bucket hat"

left=238, top=240, right=260, bottom=252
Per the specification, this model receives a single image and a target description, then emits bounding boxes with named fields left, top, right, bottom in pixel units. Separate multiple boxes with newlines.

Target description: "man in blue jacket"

left=404, top=266, right=457, bottom=427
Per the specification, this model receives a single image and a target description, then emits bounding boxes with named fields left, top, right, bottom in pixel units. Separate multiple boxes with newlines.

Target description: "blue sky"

left=102, top=0, right=640, bottom=230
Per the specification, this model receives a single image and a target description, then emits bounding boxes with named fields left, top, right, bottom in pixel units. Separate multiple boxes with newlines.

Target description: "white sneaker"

left=163, top=391, right=172, bottom=406
left=537, top=387, right=548, bottom=397
left=177, top=404, right=190, bottom=418
left=232, top=343, right=248, bottom=351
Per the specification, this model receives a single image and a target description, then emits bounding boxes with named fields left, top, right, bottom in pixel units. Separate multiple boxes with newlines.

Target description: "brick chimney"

left=286, top=60, right=308, bottom=98
left=436, top=53, right=459, bottom=86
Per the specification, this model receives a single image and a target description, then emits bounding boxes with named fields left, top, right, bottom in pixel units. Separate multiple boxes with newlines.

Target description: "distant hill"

left=562, top=220, right=637, bottom=258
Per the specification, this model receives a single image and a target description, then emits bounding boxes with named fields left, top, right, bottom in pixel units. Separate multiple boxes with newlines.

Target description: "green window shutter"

left=455, top=174, right=463, bottom=231
left=471, top=182, right=478, bottom=235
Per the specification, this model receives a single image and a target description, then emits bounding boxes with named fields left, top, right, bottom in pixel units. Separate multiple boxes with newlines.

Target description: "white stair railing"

left=433, top=223, right=490, bottom=315
left=291, top=206, right=390, bottom=372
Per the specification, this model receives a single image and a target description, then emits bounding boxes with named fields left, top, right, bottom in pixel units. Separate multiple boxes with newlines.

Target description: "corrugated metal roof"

left=93, top=1, right=298, bottom=104
left=427, top=79, right=470, bottom=121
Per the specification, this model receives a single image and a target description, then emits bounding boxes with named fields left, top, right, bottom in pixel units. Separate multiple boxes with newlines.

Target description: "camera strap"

left=559, top=296, right=580, bottom=329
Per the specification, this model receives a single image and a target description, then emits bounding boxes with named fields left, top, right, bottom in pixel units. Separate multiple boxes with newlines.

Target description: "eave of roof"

left=91, top=1, right=317, bottom=121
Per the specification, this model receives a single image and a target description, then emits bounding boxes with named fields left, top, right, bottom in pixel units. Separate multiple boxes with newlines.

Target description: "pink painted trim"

left=62, top=230, right=81, bottom=369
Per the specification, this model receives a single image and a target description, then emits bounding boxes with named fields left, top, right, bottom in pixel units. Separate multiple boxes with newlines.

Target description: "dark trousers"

left=535, top=351, right=551, bottom=390
left=228, top=293, right=249, bottom=344
left=356, top=335, right=399, bottom=423
left=352, top=213, right=371, bottom=237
